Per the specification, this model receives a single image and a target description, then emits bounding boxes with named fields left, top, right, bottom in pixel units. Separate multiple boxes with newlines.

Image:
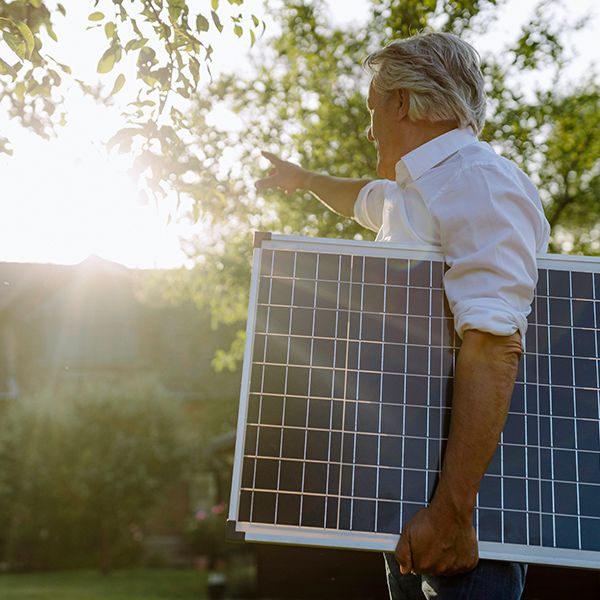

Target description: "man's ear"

left=396, top=89, right=409, bottom=120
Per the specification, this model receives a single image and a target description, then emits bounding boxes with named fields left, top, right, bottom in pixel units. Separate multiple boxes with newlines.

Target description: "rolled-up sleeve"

left=354, top=180, right=386, bottom=233
left=430, top=163, right=546, bottom=339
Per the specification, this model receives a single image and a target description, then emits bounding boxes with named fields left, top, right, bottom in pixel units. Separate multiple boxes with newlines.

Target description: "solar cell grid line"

left=228, top=233, right=600, bottom=569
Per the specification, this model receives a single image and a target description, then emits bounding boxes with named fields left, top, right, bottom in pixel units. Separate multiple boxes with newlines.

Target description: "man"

left=256, top=31, right=550, bottom=600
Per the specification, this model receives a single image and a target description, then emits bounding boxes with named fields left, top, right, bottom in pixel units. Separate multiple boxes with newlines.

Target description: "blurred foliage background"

left=0, top=0, right=598, bottom=594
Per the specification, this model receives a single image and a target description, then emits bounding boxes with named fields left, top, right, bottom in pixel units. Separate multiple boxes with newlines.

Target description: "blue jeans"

left=384, top=553, right=527, bottom=600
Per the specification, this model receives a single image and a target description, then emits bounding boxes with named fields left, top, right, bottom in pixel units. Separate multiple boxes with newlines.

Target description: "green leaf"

left=97, top=47, right=116, bottom=73
left=228, top=0, right=244, bottom=5
left=125, top=38, right=148, bottom=52
left=88, top=12, right=105, bottom=22
left=14, top=81, right=25, bottom=100
left=211, top=10, right=223, bottom=33
left=110, top=73, right=126, bottom=96
left=0, top=57, right=17, bottom=77
left=3, top=32, right=26, bottom=60
left=251, top=14, right=259, bottom=27
left=57, top=3, right=67, bottom=16
left=105, top=22, right=116, bottom=38
left=15, top=21, right=35, bottom=59
left=249, top=29, right=256, bottom=47
left=211, top=0, right=219, bottom=10
left=196, top=14, right=210, bottom=32
left=233, top=24, right=242, bottom=38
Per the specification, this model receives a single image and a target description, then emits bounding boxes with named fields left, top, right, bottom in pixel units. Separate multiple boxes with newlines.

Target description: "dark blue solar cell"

left=334, top=344, right=347, bottom=370
left=316, top=281, right=338, bottom=310
left=252, top=491, right=277, bottom=524
left=527, top=479, right=540, bottom=511
left=539, top=386, right=551, bottom=415
left=554, top=482, right=578, bottom=515
left=364, top=256, right=386, bottom=284
left=536, top=269, right=548, bottom=295
left=406, top=375, right=429, bottom=406
left=288, top=336, right=311, bottom=366
left=382, top=374, right=405, bottom=404
left=555, top=516, right=579, bottom=550
left=406, top=345, right=429, bottom=376
left=276, top=493, right=301, bottom=526
left=336, top=311, right=349, bottom=337
left=529, top=515, right=541, bottom=546
left=314, top=310, right=336, bottom=338
left=431, top=262, right=444, bottom=289
left=577, top=420, right=600, bottom=452
left=354, top=465, right=377, bottom=498
left=290, top=307, right=313, bottom=336
left=380, top=436, right=403, bottom=468
left=245, top=425, right=258, bottom=455
left=362, top=312, right=384, bottom=342
left=540, top=449, right=552, bottom=480
left=258, top=276, right=271, bottom=304
left=294, top=252, right=317, bottom=279
left=541, top=514, right=554, bottom=547
left=553, top=450, right=577, bottom=482
left=330, top=432, right=342, bottom=463
left=386, top=286, right=407, bottom=315
left=355, top=434, right=378, bottom=465
left=238, top=490, right=252, bottom=521
left=378, top=468, right=402, bottom=501
left=511, top=384, right=525, bottom=413
left=273, top=251, right=295, bottom=277
left=488, top=446, right=502, bottom=475
left=284, top=397, right=307, bottom=427
left=550, top=327, right=572, bottom=356
left=504, top=511, right=527, bottom=545
left=408, top=287, right=431, bottom=316
left=387, top=259, right=409, bottom=286
left=403, top=437, right=427, bottom=470
left=504, top=478, right=527, bottom=510
left=363, top=284, right=384, bottom=312
left=312, top=339, right=335, bottom=368
left=478, top=509, right=502, bottom=542
left=579, top=484, right=600, bottom=518
left=307, top=398, right=331, bottom=429
left=551, top=386, right=574, bottom=417
left=385, top=314, right=407, bottom=343
left=408, top=261, right=430, bottom=287
left=428, top=439, right=442, bottom=470
left=552, top=418, right=576, bottom=450
left=248, top=395, right=260, bottom=423
left=381, top=404, right=403, bottom=435
left=549, top=298, right=571, bottom=326
left=403, top=469, right=426, bottom=503
left=270, top=277, right=293, bottom=305
left=358, top=372, right=381, bottom=402
left=343, top=402, right=357, bottom=431
left=408, top=316, right=430, bottom=345
left=342, top=433, right=355, bottom=463
left=279, top=460, right=303, bottom=492
left=541, top=480, right=553, bottom=513
left=383, top=344, right=405, bottom=373
left=571, top=271, right=594, bottom=299
left=260, top=250, right=273, bottom=275
left=255, top=306, right=268, bottom=333
left=504, top=414, right=526, bottom=444
left=317, top=253, right=339, bottom=281
left=345, top=370, right=358, bottom=399
left=581, top=518, right=600, bottom=551
left=404, top=406, right=428, bottom=438
left=337, top=283, right=350, bottom=310
left=352, top=499, right=376, bottom=532
left=255, top=458, right=279, bottom=490
left=573, top=328, right=596, bottom=357
left=306, top=430, right=329, bottom=461
left=576, top=389, right=599, bottom=419
left=304, top=461, right=328, bottom=494
left=526, top=417, right=539, bottom=448
left=260, top=395, right=284, bottom=426
left=347, top=342, right=359, bottom=369
left=258, top=426, right=282, bottom=457
left=515, top=359, right=525, bottom=384
left=575, top=358, right=598, bottom=388
left=293, top=280, right=316, bottom=308
left=265, top=335, right=287, bottom=365
left=327, top=464, right=340, bottom=494
left=401, top=502, right=423, bottom=529
left=309, top=367, right=333, bottom=398
left=572, top=300, right=595, bottom=328
left=339, top=498, right=351, bottom=529
left=549, top=270, right=570, bottom=298
left=536, top=300, right=549, bottom=326
left=351, top=256, right=364, bottom=282
left=340, top=255, right=351, bottom=282
left=360, top=341, right=382, bottom=371
left=242, top=457, right=255, bottom=488
left=551, top=357, right=573, bottom=387
left=357, top=402, right=380, bottom=433
left=377, top=500, right=401, bottom=534
left=503, top=445, right=526, bottom=477
left=301, top=494, right=326, bottom=528
left=478, top=475, right=501, bottom=508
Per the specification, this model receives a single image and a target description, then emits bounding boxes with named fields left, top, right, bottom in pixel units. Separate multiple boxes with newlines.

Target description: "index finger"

left=261, top=150, right=284, bottom=165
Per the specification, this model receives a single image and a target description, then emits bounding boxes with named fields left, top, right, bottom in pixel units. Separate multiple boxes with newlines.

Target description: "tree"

left=0, top=0, right=265, bottom=197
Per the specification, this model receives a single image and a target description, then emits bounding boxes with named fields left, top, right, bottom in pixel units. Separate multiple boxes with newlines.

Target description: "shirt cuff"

left=453, top=298, right=529, bottom=339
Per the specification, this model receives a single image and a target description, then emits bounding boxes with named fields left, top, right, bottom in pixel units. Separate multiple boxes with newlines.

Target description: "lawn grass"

left=0, top=568, right=208, bottom=600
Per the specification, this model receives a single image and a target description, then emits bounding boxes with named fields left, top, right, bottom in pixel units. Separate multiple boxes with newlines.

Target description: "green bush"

left=0, top=376, right=192, bottom=571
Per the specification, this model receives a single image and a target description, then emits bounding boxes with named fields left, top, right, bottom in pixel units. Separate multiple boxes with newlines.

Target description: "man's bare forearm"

left=432, top=329, right=523, bottom=519
left=304, top=172, right=372, bottom=218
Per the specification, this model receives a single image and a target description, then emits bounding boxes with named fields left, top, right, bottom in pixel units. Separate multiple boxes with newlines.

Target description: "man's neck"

left=401, top=119, right=459, bottom=157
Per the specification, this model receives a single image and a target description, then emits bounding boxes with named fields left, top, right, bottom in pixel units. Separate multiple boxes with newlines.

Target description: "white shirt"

left=354, top=128, right=550, bottom=338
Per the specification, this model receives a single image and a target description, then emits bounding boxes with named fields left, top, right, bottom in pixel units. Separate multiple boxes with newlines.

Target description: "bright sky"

left=0, top=0, right=598, bottom=268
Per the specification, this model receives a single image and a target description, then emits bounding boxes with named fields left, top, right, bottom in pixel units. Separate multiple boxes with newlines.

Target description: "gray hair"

left=364, top=32, right=486, bottom=134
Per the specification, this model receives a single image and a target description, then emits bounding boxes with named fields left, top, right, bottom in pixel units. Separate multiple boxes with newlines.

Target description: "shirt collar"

left=395, top=127, right=478, bottom=185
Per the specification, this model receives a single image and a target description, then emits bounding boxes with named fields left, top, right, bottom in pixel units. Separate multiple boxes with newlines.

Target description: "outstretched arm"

left=255, top=151, right=372, bottom=218
left=395, top=329, right=522, bottom=576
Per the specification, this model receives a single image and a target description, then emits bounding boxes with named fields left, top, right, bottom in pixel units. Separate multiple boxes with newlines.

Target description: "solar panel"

left=228, top=233, right=600, bottom=569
